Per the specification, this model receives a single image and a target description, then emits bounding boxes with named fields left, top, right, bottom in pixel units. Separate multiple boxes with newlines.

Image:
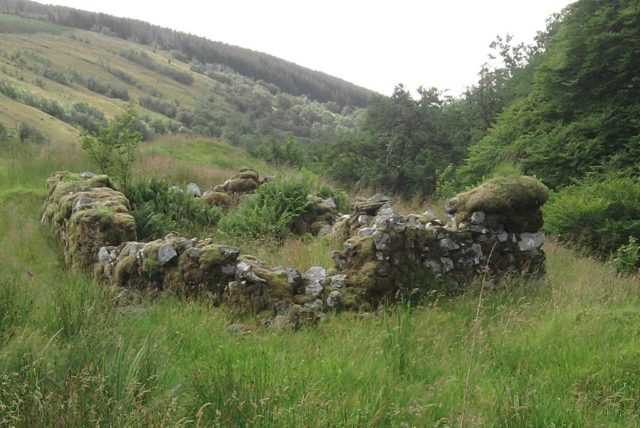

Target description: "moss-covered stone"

left=446, top=176, right=549, bottom=232
left=202, top=191, right=233, bottom=207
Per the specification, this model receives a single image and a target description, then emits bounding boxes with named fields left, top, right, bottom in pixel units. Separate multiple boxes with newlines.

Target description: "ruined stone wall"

left=42, top=172, right=137, bottom=270
left=328, top=179, right=547, bottom=307
left=43, top=172, right=548, bottom=324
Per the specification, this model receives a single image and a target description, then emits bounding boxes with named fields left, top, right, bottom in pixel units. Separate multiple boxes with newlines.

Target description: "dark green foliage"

left=0, top=12, right=63, bottom=33
left=103, top=65, right=137, bottom=85
left=543, top=177, right=640, bottom=258
left=0, top=79, right=68, bottom=121
left=459, top=0, right=640, bottom=189
left=319, top=86, right=462, bottom=198
left=68, top=102, right=107, bottom=134
left=123, top=178, right=221, bottom=240
left=42, top=67, right=71, bottom=86
left=81, top=106, right=142, bottom=187
left=120, top=49, right=193, bottom=85
left=219, top=174, right=319, bottom=239
left=17, top=121, right=46, bottom=144
left=83, top=76, right=129, bottom=100
left=256, top=136, right=305, bottom=167
left=138, top=96, right=177, bottom=118
left=0, top=122, right=7, bottom=140
left=608, top=236, right=640, bottom=277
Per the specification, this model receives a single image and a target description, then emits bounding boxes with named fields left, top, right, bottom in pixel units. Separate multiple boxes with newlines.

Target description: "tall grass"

left=3, top=137, right=640, bottom=426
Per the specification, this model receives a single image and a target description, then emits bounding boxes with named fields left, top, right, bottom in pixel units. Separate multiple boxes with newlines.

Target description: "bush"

left=219, top=175, right=316, bottom=239
left=219, top=173, right=347, bottom=239
left=17, top=122, right=46, bottom=144
left=81, top=106, right=142, bottom=186
left=139, top=96, right=177, bottom=118
left=123, top=178, right=221, bottom=240
left=68, top=102, right=106, bottom=133
left=84, top=77, right=129, bottom=100
left=256, top=136, right=305, bottom=167
left=543, top=177, right=640, bottom=258
left=608, top=236, right=640, bottom=277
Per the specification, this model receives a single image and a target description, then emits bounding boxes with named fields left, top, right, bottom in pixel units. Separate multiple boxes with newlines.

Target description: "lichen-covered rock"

left=186, top=182, right=202, bottom=197
left=293, top=196, right=341, bottom=235
left=224, top=255, right=302, bottom=313
left=96, top=237, right=241, bottom=296
left=267, top=300, right=322, bottom=330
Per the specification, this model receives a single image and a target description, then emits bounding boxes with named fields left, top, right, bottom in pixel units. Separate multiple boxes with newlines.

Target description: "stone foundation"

left=43, top=172, right=548, bottom=325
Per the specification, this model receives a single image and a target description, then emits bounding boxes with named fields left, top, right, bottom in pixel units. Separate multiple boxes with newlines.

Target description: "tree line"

left=0, top=0, right=376, bottom=107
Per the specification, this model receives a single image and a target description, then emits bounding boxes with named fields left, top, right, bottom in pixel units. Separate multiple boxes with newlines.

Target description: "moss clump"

left=114, top=254, right=140, bottom=287
left=67, top=207, right=136, bottom=270
left=202, top=191, right=233, bottom=207
left=447, top=176, right=549, bottom=232
left=140, top=240, right=164, bottom=276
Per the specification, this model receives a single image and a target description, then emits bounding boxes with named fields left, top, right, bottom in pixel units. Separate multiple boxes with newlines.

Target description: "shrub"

left=256, top=136, right=305, bottom=167
left=608, top=236, right=640, bottom=277
left=543, top=177, right=640, bottom=258
left=68, top=102, right=107, bottom=133
left=43, top=67, right=71, bottom=86
left=123, top=178, right=221, bottom=240
left=84, top=77, right=129, bottom=100
left=81, top=106, right=142, bottom=186
left=139, top=96, right=177, bottom=118
left=219, top=175, right=316, bottom=239
left=104, top=66, right=137, bottom=85
left=17, top=122, right=46, bottom=144
left=0, top=123, right=7, bottom=140
left=219, top=173, right=346, bottom=239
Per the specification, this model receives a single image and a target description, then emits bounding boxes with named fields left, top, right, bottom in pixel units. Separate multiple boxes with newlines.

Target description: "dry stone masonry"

left=42, top=172, right=137, bottom=270
left=327, top=176, right=549, bottom=306
left=43, top=172, right=549, bottom=327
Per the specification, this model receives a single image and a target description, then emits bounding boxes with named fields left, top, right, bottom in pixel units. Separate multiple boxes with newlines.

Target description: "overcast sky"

left=44, top=0, right=574, bottom=96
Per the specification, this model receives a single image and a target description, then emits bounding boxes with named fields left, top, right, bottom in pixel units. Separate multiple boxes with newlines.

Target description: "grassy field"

left=1, top=136, right=639, bottom=427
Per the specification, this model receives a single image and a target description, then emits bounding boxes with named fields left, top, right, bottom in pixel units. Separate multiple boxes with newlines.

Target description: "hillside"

left=459, top=0, right=640, bottom=188
left=0, top=0, right=376, bottom=107
left=3, top=125, right=640, bottom=426
left=2, top=0, right=640, bottom=425
left=0, top=12, right=360, bottom=149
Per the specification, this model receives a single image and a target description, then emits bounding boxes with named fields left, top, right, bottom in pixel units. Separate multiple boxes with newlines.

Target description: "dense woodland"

left=291, top=0, right=638, bottom=260
left=0, top=0, right=375, bottom=106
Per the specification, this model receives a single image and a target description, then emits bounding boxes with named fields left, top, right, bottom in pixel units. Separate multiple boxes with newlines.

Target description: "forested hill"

left=0, top=0, right=376, bottom=107
left=0, top=12, right=360, bottom=150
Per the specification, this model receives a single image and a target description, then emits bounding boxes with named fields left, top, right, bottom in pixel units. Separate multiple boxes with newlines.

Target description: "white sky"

left=44, top=0, right=574, bottom=96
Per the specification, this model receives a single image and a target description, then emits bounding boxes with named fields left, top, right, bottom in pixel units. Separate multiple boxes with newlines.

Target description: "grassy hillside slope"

left=0, top=0, right=376, bottom=107
left=0, top=13, right=357, bottom=149
left=2, top=135, right=640, bottom=426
